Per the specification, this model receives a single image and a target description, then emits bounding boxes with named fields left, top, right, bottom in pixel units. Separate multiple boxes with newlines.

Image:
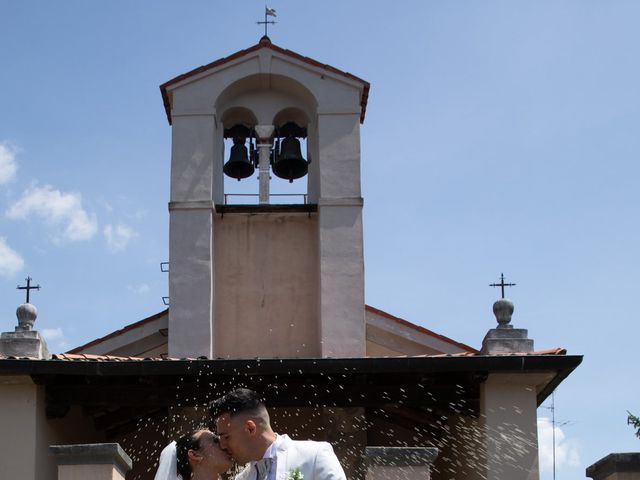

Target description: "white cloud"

left=101, top=201, right=114, bottom=213
left=0, top=142, right=18, bottom=184
left=41, top=327, right=69, bottom=352
left=104, top=223, right=137, bottom=252
left=6, top=184, right=98, bottom=242
left=538, top=417, right=580, bottom=475
left=128, top=283, right=150, bottom=295
left=0, top=237, right=24, bottom=277
left=41, top=327, right=64, bottom=341
left=132, top=209, right=147, bottom=220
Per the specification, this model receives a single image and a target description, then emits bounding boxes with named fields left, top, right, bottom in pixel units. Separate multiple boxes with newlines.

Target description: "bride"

left=155, top=429, right=232, bottom=480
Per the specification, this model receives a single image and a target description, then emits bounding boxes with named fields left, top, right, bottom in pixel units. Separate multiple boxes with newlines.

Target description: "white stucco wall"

left=367, top=465, right=434, bottom=480
left=168, top=205, right=215, bottom=358
left=57, top=464, right=125, bottom=480
left=0, top=377, right=103, bottom=480
left=315, top=111, right=365, bottom=357
left=318, top=203, right=365, bottom=357
left=316, top=113, right=361, bottom=199
left=480, top=373, right=546, bottom=480
left=0, top=377, right=38, bottom=478
left=169, top=114, right=216, bottom=202
left=168, top=109, right=218, bottom=359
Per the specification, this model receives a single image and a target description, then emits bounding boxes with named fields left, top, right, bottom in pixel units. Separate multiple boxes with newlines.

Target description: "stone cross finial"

left=0, top=289, right=50, bottom=359
left=17, top=276, right=40, bottom=304
left=489, top=273, right=516, bottom=299
left=482, top=283, right=534, bottom=354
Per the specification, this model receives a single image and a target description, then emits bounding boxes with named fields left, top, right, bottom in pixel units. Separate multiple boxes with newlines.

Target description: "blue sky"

left=1, top=1, right=639, bottom=478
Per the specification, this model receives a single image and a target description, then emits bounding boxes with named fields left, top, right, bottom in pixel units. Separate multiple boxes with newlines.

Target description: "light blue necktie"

left=255, top=458, right=273, bottom=480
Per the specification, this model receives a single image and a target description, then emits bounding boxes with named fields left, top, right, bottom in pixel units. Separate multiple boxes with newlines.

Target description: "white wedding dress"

left=154, top=441, right=179, bottom=480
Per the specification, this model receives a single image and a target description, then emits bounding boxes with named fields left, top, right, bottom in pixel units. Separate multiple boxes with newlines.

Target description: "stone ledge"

left=215, top=204, right=317, bottom=214
left=318, top=197, right=364, bottom=207
left=364, top=446, right=439, bottom=467
left=170, top=109, right=215, bottom=117
left=168, top=200, right=215, bottom=211
left=317, top=108, right=362, bottom=116
left=587, top=452, right=640, bottom=479
left=50, top=443, right=133, bottom=475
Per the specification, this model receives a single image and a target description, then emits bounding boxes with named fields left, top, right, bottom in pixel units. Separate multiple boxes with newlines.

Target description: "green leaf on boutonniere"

left=287, top=468, right=304, bottom=480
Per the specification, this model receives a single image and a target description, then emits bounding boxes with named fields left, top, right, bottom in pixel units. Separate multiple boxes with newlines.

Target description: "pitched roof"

left=159, top=37, right=371, bottom=125
left=366, top=305, right=479, bottom=353
left=66, top=309, right=167, bottom=354
left=66, top=305, right=477, bottom=356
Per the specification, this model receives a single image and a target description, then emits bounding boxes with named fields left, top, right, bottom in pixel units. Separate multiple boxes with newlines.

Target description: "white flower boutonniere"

left=287, top=468, right=304, bottom=480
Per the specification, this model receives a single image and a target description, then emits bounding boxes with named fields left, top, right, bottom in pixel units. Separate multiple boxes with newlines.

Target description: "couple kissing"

left=155, top=388, right=346, bottom=480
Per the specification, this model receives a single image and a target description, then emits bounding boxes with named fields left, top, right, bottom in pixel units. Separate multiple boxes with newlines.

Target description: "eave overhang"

left=0, top=354, right=582, bottom=408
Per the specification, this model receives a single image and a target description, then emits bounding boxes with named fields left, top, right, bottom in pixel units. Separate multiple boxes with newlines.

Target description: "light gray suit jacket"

left=236, top=435, right=346, bottom=480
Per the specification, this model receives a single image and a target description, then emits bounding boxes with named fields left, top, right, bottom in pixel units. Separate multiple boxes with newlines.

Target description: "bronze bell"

left=223, top=137, right=255, bottom=180
left=272, top=135, right=308, bottom=182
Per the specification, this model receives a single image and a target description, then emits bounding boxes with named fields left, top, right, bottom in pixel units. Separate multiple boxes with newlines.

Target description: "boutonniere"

left=287, top=467, right=304, bottom=480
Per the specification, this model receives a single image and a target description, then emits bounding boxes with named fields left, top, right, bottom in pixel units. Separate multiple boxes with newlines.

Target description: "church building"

left=0, top=36, right=581, bottom=480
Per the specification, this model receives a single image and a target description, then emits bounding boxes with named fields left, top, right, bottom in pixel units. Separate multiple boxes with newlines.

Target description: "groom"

left=210, top=388, right=346, bottom=480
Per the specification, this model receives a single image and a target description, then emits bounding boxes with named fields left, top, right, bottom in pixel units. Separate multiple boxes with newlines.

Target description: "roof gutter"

left=0, top=354, right=582, bottom=378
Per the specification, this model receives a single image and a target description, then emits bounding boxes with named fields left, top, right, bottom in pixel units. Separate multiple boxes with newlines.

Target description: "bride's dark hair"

left=175, top=430, right=202, bottom=479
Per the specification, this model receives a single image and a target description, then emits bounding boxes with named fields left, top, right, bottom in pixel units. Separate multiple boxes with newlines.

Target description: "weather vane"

left=489, top=273, right=516, bottom=299
left=257, top=6, right=277, bottom=37
left=17, top=276, right=40, bottom=304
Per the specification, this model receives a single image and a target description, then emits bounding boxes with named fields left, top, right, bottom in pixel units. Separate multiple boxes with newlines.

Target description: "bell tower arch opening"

left=216, top=74, right=317, bottom=206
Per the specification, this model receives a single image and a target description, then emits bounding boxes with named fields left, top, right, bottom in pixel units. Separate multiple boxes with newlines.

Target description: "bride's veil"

left=154, top=441, right=179, bottom=480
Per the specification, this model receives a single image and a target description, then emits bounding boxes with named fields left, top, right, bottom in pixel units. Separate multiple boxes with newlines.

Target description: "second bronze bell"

left=272, top=134, right=308, bottom=182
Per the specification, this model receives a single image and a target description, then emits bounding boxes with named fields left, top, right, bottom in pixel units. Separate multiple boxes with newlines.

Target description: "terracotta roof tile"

left=54, top=353, right=147, bottom=361
left=366, top=348, right=567, bottom=359
left=0, top=348, right=567, bottom=363
left=53, top=353, right=202, bottom=361
left=422, top=348, right=567, bottom=358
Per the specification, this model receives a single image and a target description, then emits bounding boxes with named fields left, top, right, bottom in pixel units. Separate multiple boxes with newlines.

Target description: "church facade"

left=0, top=38, right=581, bottom=480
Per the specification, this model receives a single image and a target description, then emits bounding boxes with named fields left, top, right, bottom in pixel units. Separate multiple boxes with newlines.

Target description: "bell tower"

left=160, top=37, right=370, bottom=359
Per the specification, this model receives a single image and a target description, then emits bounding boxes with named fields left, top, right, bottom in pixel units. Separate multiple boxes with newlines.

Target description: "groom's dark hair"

left=209, top=388, right=267, bottom=420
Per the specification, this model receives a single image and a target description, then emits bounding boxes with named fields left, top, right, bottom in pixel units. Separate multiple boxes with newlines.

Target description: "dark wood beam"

left=104, top=409, right=168, bottom=441
left=93, top=407, right=166, bottom=432
left=45, top=381, right=479, bottom=410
